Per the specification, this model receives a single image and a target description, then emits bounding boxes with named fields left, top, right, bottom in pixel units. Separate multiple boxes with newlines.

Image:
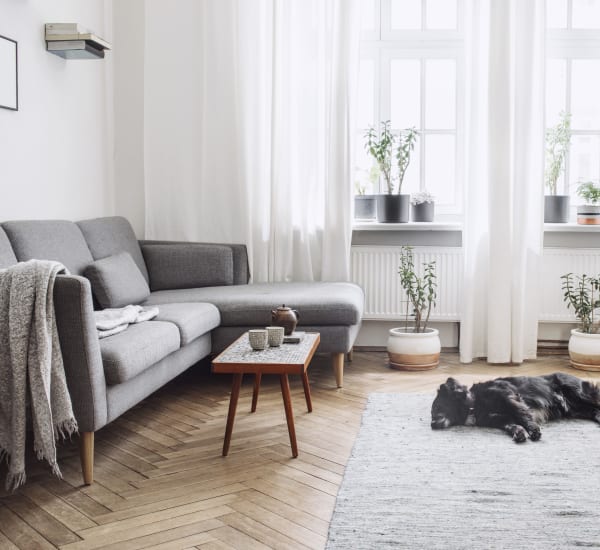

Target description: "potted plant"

left=561, top=272, right=600, bottom=371
left=365, top=121, right=418, bottom=223
left=387, top=246, right=440, bottom=370
left=353, top=164, right=379, bottom=220
left=576, top=181, right=600, bottom=225
left=410, top=190, right=435, bottom=222
left=545, top=111, right=572, bottom=223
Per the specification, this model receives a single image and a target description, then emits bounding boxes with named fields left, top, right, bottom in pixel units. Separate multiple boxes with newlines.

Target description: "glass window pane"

left=425, top=60, right=455, bottom=129
left=424, top=134, right=455, bottom=204
left=361, top=0, right=377, bottom=33
left=391, top=0, right=422, bottom=30
left=570, top=135, right=600, bottom=196
left=355, top=131, right=381, bottom=194
left=399, top=139, right=420, bottom=195
left=390, top=59, right=420, bottom=129
left=546, top=59, right=567, bottom=127
left=358, top=59, right=375, bottom=129
left=426, top=0, right=457, bottom=29
left=571, top=60, right=600, bottom=129
left=572, top=0, right=600, bottom=28
left=547, top=0, right=568, bottom=28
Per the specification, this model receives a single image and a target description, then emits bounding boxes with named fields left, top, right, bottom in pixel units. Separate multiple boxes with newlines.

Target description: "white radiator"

left=350, top=246, right=463, bottom=321
left=540, top=248, right=600, bottom=322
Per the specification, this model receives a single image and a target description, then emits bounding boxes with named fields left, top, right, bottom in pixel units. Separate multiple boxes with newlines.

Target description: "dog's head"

left=431, top=377, right=473, bottom=430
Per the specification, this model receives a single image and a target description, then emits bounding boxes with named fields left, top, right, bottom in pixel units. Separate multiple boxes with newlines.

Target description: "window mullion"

left=420, top=59, right=427, bottom=192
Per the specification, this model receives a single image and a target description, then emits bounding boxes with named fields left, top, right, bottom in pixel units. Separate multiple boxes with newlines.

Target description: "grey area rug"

left=327, top=393, right=600, bottom=549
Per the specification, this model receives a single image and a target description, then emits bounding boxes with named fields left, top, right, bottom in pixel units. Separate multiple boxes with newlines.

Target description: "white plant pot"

left=568, top=329, right=600, bottom=371
left=387, top=327, right=440, bottom=371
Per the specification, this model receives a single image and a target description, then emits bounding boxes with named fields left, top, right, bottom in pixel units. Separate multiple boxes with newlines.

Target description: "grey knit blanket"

left=0, top=260, right=78, bottom=491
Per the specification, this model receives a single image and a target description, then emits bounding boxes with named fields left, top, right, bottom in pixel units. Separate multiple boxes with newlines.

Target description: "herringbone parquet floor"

left=1, top=350, right=598, bottom=549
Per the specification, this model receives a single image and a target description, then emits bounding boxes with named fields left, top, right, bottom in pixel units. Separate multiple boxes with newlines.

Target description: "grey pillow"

left=84, top=252, right=150, bottom=308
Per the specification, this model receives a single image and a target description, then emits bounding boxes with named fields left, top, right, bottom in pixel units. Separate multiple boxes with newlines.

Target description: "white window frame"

left=359, top=0, right=465, bottom=218
left=546, top=0, right=600, bottom=200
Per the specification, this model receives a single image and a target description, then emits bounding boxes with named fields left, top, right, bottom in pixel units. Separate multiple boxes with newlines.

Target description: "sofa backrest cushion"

left=2, top=220, right=93, bottom=275
left=84, top=251, right=151, bottom=308
left=77, top=216, right=149, bottom=283
left=0, top=227, right=17, bottom=268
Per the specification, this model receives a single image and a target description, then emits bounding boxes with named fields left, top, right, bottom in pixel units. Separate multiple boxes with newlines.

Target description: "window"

left=546, top=0, right=600, bottom=206
left=356, top=0, right=464, bottom=218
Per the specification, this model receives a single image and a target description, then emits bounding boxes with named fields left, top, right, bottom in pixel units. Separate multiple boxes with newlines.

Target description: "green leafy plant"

left=398, top=246, right=436, bottom=333
left=365, top=121, right=395, bottom=194
left=365, top=122, right=419, bottom=194
left=396, top=128, right=419, bottom=194
left=545, top=111, right=572, bottom=196
left=576, top=181, right=600, bottom=205
left=561, top=272, right=600, bottom=333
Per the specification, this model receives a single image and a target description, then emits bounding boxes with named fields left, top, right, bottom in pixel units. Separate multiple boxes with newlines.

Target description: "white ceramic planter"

left=387, top=327, right=441, bottom=371
left=568, top=329, right=600, bottom=371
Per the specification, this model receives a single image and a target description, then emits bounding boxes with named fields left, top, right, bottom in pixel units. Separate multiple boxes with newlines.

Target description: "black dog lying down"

left=431, top=372, right=600, bottom=442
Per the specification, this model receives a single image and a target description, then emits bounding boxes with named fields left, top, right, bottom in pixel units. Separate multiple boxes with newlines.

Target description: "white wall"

left=112, top=0, right=145, bottom=237
left=0, top=0, right=113, bottom=221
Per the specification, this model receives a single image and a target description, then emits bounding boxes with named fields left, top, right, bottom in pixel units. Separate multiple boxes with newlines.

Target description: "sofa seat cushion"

left=154, top=302, right=221, bottom=345
left=100, top=321, right=180, bottom=384
left=144, top=282, right=364, bottom=326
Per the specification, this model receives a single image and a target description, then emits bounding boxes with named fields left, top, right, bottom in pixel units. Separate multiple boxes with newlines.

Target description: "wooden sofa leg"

left=80, top=432, right=94, bottom=486
left=347, top=349, right=353, bottom=362
left=332, top=353, right=344, bottom=388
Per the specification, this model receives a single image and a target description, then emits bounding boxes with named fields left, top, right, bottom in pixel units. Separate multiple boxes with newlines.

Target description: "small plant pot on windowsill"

left=376, top=194, right=410, bottom=223
left=544, top=195, right=570, bottom=223
left=354, top=195, right=377, bottom=220
left=577, top=205, right=600, bottom=225
left=387, top=327, right=440, bottom=371
left=568, top=329, right=600, bottom=371
left=411, top=202, right=435, bottom=222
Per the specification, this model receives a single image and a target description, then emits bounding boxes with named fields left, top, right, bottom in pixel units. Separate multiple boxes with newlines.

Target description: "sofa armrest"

left=140, top=240, right=249, bottom=285
left=53, top=274, right=108, bottom=432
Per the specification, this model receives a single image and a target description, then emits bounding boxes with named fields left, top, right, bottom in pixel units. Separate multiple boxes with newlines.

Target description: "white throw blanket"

left=0, top=260, right=78, bottom=491
left=94, top=305, right=159, bottom=338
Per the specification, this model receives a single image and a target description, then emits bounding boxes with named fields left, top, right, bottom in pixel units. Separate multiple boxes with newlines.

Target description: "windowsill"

left=544, top=223, right=600, bottom=232
left=353, top=221, right=462, bottom=231
left=353, top=221, right=600, bottom=232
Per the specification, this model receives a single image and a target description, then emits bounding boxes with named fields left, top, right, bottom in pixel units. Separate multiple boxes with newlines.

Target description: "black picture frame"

left=0, top=35, right=18, bottom=111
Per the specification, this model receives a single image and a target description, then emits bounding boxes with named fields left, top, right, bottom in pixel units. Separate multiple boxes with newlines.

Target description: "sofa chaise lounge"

left=0, top=216, right=364, bottom=484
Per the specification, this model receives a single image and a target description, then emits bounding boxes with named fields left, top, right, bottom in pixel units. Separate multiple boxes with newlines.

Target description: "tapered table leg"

left=279, top=374, right=298, bottom=458
left=223, top=373, right=243, bottom=456
left=301, top=371, right=313, bottom=412
left=251, top=372, right=262, bottom=412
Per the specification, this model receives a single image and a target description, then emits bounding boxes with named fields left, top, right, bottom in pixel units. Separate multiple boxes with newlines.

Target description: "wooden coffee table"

left=212, top=331, right=320, bottom=458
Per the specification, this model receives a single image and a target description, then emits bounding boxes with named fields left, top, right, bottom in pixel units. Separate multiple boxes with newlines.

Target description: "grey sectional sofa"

left=0, top=216, right=363, bottom=485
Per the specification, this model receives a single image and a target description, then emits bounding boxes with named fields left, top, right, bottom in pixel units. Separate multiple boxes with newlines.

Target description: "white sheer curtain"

left=460, top=0, right=546, bottom=363
left=143, top=0, right=360, bottom=283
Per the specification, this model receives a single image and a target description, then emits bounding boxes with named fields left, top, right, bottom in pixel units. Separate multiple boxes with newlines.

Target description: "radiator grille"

left=350, top=246, right=463, bottom=321
left=540, top=248, right=600, bottom=322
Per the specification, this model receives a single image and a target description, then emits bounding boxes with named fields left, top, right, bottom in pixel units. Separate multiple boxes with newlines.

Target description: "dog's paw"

left=527, top=424, right=542, bottom=441
left=512, top=426, right=528, bottom=443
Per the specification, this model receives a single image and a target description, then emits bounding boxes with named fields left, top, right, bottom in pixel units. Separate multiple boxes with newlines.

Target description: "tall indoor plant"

left=545, top=111, right=572, bottom=223
left=387, top=246, right=441, bottom=370
left=561, top=272, right=600, bottom=370
left=576, top=181, right=600, bottom=225
left=365, top=121, right=418, bottom=223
